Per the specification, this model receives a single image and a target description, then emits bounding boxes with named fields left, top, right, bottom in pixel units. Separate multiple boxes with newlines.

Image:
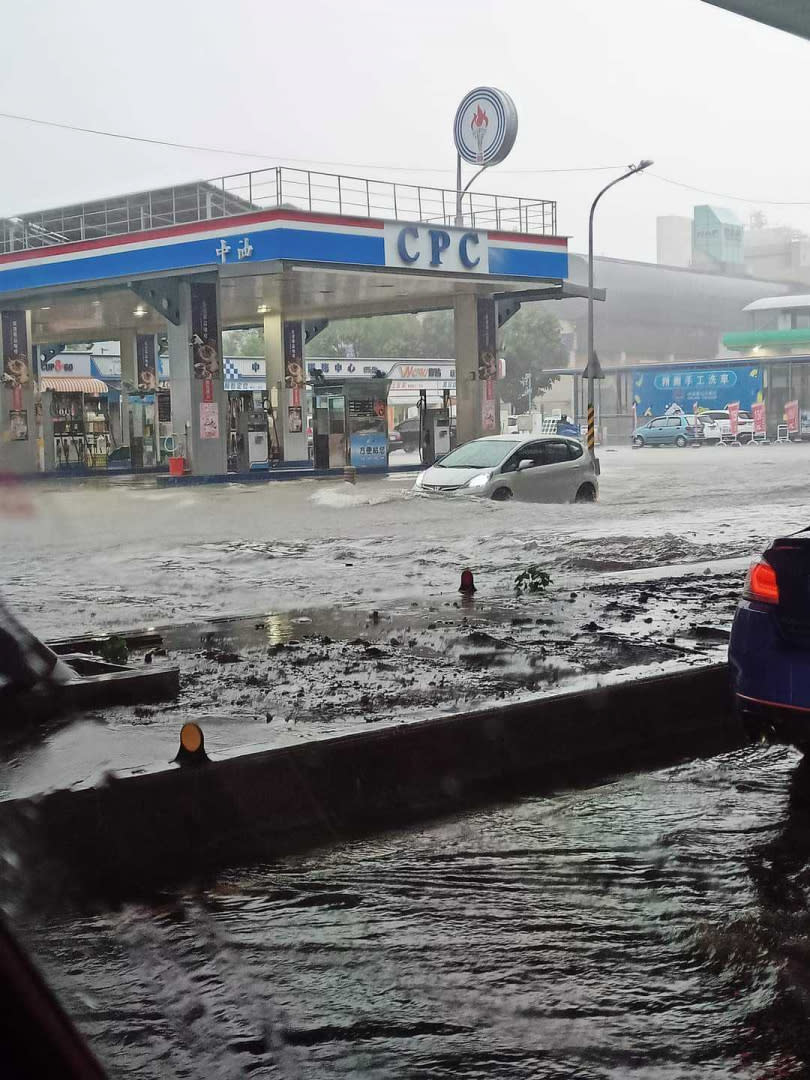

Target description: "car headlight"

left=466, top=472, right=491, bottom=490
left=413, top=472, right=425, bottom=489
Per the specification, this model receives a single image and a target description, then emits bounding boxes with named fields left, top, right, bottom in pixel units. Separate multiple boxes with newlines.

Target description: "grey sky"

left=1, top=0, right=807, bottom=263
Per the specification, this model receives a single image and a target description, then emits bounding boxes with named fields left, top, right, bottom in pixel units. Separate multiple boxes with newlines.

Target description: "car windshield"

left=436, top=439, right=519, bottom=468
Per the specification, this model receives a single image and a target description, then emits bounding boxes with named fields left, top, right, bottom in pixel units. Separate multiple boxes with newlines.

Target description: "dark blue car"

left=729, top=529, right=810, bottom=749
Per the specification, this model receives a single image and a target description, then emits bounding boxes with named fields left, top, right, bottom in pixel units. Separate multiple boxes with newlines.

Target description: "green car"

left=632, top=414, right=699, bottom=448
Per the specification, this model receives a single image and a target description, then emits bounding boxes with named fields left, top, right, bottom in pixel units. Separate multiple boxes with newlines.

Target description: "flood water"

left=15, top=742, right=810, bottom=1078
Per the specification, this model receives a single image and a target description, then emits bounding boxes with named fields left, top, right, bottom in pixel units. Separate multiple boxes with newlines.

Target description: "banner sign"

left=785, top=399, right=800, bottom=433
left=477, top=298, right=498, bottom=433
left=136, top=333, right=157, bottom=393
left=9, top=409, right=27, bottom=440
left=632, top=364, right=763, bottom=417
left=287, top=405, right=303, bottom=433
left=752, top=402, right=766, bottom=434
left=284, top=321, right=304, bottom=389
left=350, top=432, right=387, bottom=467
left=190, top=282, right=220, bottom=380
left=199, top=401, right=219, bottom=440
left=2, top=310, right=30, bottom=389
left=728, top=401, right=740, bottom=436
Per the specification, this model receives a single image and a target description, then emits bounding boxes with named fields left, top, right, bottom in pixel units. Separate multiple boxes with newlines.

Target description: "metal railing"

left=0, top=166, right=557, bottom=255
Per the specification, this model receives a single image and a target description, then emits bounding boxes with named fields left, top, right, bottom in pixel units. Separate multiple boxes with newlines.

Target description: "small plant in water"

left=99, top=635, right=129, bottom=665
left=514, top=564, right=552, bottom=595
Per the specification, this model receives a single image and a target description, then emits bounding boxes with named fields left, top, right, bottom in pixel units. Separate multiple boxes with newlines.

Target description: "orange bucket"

left=168, top=456, right=185, bottom=477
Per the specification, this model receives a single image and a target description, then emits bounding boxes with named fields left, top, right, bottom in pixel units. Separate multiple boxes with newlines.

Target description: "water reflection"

left=11, top=744, right=810, bottom=1078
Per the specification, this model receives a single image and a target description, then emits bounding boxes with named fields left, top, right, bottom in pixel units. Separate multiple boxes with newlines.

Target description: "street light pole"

left=586, top=159, right=653, bottom=468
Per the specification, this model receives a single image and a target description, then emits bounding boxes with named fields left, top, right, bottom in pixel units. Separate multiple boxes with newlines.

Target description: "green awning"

left=722, top=328, right=810, bottom=350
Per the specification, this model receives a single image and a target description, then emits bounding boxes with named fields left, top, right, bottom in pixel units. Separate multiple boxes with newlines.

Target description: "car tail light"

left=743, top=558, right=780, bottom=605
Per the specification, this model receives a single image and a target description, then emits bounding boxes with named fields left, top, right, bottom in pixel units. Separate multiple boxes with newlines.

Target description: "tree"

left=499, top=305, right=565, bottom=412
left=222, top=305, right=566, bottom=412
left=309, top=312, right=453, bottom=359
left=222, top=327, right=263, bottom=356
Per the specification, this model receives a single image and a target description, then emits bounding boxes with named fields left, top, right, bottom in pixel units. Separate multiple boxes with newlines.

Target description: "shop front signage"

left=215, top=237, right=254, bottom=264
left=39, top=357, right=88, bottom=375
left=634, top=365, right=763, bottom=416
left=384, top=224, right=489, bottom=274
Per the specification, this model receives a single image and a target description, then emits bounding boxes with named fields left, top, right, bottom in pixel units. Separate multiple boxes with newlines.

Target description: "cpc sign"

left=383, top=223, right=489, bottom=274
left=454, top=86, right=518, bottom=166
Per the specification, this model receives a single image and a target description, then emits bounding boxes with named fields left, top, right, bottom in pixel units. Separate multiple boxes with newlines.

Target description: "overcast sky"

left=1, top=0, right=808, bottom=262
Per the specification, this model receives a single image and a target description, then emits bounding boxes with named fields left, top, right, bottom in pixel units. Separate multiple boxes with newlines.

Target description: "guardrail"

left=1, top=167, right=557, bottom=254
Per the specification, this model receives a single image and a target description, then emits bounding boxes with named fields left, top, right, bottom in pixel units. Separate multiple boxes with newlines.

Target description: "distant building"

left=692, top=205, right=745, bottom=271
left=656, top=215, right=692, bottom=268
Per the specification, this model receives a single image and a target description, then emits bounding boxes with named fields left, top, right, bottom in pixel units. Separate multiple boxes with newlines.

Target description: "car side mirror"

left=518, top=458, right=534, bottom=471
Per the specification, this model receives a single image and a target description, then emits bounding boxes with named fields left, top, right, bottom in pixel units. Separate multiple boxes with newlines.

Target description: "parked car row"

left=632, top=409, right=755, bottom=447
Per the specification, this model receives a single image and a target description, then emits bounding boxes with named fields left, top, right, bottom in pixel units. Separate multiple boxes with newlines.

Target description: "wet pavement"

left=13, top=743, right=810, bottom=1078
left=3, top=445, right=799, bottom=796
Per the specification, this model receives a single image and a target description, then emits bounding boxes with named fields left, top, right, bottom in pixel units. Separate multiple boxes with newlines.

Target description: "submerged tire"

left=491, top=487, right=513, bottom=502
left=575, top=483, right=597, bottom=503
left=632, top=436, right=645, bottom=448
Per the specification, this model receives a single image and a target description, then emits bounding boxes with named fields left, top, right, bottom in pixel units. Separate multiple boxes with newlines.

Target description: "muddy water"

left=15, top=743, right=810, bottom=1078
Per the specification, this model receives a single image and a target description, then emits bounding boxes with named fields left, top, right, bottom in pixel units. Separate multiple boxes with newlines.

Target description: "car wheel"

left=675, top=435, right=687, bottom=448
left=491, top=487, right=513, bottom=502
left=632, top=436, right=645, bottom=448
left=575, top=483, right=597, bottom=503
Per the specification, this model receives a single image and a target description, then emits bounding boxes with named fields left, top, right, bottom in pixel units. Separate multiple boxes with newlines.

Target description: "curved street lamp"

left=586, top=159, right=654, bottom=467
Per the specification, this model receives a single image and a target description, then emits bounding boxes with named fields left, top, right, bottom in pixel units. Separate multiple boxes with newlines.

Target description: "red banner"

left=752, top=402, right=766, bottom=434
left=785, top=399, right=799, bottom=433
left=202, top=378, right=214, bottom=403
left=728, top=401, right=740, bottom=436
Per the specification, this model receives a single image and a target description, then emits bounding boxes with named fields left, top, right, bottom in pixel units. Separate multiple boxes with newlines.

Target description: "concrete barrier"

left=0, top=662, right=742, bottom=905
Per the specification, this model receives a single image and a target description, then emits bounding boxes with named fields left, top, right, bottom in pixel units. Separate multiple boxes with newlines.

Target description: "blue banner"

left=350, top=432, right=387, bottom=468
left=632, top=364, right=763, bottom=417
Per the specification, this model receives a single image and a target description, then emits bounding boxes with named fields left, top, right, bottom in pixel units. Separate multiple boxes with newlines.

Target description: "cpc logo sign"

left=384, top=224, right=489, bottom=274
left=454, top=87, right=518, bottom=166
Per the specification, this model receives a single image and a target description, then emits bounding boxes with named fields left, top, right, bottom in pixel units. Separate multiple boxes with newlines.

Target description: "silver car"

left=413, top=434, right=599, bottom=502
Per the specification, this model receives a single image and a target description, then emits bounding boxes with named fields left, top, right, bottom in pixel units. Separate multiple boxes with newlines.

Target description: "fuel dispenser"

left=418, top=390, right=451, bottom=466
left=237, top=408, right=269, bottom=471
left=228, top=393, right=269, bottom=472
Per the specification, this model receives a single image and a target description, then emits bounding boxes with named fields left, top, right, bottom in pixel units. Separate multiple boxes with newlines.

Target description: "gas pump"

left=235, top=407, right=269, bottom=471
left=418, top=390, right=451, bottom=465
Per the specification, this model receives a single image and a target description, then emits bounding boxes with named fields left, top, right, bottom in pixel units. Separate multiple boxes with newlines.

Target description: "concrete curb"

left=1, top=662, right=741, bottom=905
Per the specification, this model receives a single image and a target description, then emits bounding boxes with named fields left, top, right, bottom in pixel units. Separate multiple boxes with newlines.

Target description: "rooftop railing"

left=0, top=166, right=557, bottom=255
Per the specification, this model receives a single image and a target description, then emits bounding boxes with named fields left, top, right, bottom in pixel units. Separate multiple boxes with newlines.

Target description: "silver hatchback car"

left=413, top=434, right=599, bottom=502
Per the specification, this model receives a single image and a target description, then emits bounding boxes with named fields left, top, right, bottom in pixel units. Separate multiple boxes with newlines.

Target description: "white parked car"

left=413, top=434, right=599, bottom=502
left=695, top=409, right=754, bottom=442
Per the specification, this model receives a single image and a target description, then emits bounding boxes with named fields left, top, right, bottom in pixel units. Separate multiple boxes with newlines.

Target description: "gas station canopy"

left=0, top=167, right=583, bottom=343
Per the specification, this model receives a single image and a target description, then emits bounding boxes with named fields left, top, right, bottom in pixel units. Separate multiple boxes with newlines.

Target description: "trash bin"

left=168, top=456, right=185, bottom=477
